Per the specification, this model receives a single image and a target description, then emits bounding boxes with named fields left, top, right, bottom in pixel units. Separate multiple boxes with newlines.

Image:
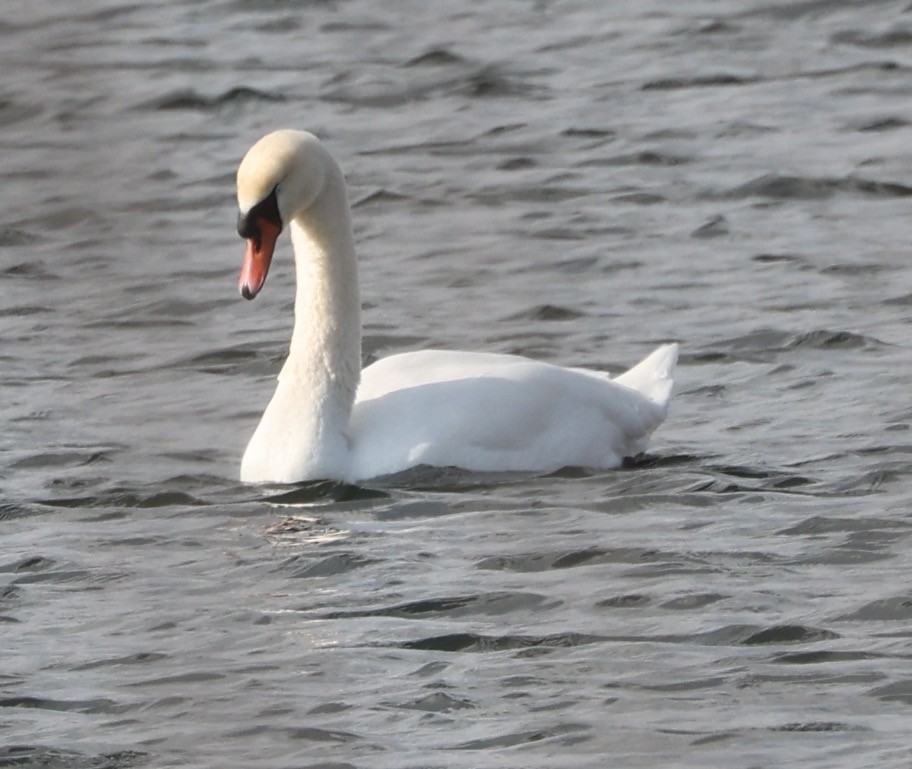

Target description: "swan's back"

left=347, top=345, right=677, bottom=480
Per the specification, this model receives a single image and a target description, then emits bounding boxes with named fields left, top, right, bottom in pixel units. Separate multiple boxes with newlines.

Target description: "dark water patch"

left=662, top=593, right=726, bottom=610
left=476, top=546, right=663, bottom=573
left=232, top=723, right=359, bottom=744
left=11, top=449, right=112, bottom=470
left=362, top=332, right=429, bottom=360
left=855, top=116, right=909, bottom=132
left=778, top=515, right=912, bottom=537
left=642, top=74, right=755, bottom=90
left=678, top=463, right=816, bottom=496
left=306, top=702, right=353, bottom=716
left=531, top=225, right=586, bottom=240
left=838, top=596, right=912, bottom=622
left=596, top=594, right=651, bottom=609
left=611, top=191, right=667, bottom=205
left=678, top=623, right=837, bottom=647
left=281, top=552, right=375, bottom=579
left=744, top=0, right=876, bottom=21
left=681, top=383, right=726, bottom=398
left=0, top=305, right=50, bottom=317
left=450, top=722, right=587, bottom=749
left=73, top=652, right=170, bottom=672
left=692, top=327, right=883, bottom=363
left=869, top=680, right=912, bottom=704
left=0, top=584, right=21, bottom=604
left=324, top=66, right=534, bottom=109
left=372, top=500, right=453, bottom=520
left=112, top=298, right=209, bottom=322
left=0, top=502, right=35, bottom=522
left=322, top=592, right=547, bottom=620
left=640, top=676, right=725, bottom=693
left=0, top=227, right=39, bottom=247
left=0, top=746, right=147, bottom=769
left=352, top=189, right=411, bottom=208
left=621, top=452, right=704, bottom=471
left=689, top=731, right=740, bottom=746
left=832, top=28, right=912, bottom=48
left=825, top=468, right=904, bottom=497
left=253, top=15, right=304, bottom=34
left=751, top=252, right=810, bottom=265
left=0, top=98, right=43, bottom=128
left=174, top=345, right=262, bottom=373
left=0, top=696, right=127, bottom=715
left=320, top=18, right=390, bottom=33
left=742, top=624, right=839, bottom=646
left=675, top=18, right=740, bottom=35
left=30, top=207, right=106, bottom=233
left=264, top=481, right=388, bottom=505
left=12, top=567, right=113, bottom=587
left=884, top=292, right=912, bottom=306
left=372, top=465, right=538, bottom=493
left=36, top=487, right=206, bottom=510
left=398, top=691, right=474, bottom=712
left=145, top=86, right=285, bottom=111
left=286, top=726, right=360, bottom=744
left=359, top=138, right=471, bottom=156
left=708, top=462, right=810, bottom=483
left=470, top=184, right=595, bottom=205
left=293, top=764, right=355, bottom=769
left=855, top=444, right=912, bottom=460
left=484, top=123, right=527, bottom=137
left=771, top=722, right=867, bottom=732
left=774, top=650, right=881, bottom=664
left=512, top=255, right=611, bottom=275
left=726, top=173, right=912, bottom=200
left=715, top=121, right=776, bottom=138
left=498, top=156, right=537, bottom=171
left=0, top=556, right=56, bottom=574
left=126, top=671, right=225, bottom=688
left=821, top=262, right=891, bottom=277
left=457, top=66, right=543, bottom=99
left=66, top=353, right=146, bottom=374
left=798, top=533, right=902, bottom=565
left=400, top=632, right=605, bottom=653
left=2, top=259, right=56, bottom=279
left=691, top=214, right=729, bottom=238
left=504, top=304, right=586, bottom=322
left=581, top=150, right=691, bottom=167
left=404, top=48, right=468, bottom=68
left=561, top=127, right=616, bottom=140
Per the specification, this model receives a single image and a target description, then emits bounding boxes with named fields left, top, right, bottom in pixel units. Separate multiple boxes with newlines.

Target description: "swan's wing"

left=349, top=349, right=670, bottom=480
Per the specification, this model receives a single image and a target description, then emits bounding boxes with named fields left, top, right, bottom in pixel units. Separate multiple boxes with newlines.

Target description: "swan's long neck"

left=287, top=178, right=361, bottom=391
left=241, top=163, right=361, bottom=483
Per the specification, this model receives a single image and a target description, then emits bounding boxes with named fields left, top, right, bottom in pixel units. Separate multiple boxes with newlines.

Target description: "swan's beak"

left=238, top=218, right=280, bottom=300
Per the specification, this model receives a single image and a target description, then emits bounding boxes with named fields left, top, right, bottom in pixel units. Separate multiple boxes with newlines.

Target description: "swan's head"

left=236, top=130, right=327, bottom=300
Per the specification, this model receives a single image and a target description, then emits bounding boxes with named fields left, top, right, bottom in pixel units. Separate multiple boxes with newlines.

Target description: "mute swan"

left=235, top=129, right=677, bottom=484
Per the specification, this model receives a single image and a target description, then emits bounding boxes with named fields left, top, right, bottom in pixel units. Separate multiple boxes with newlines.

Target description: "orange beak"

left=238, top=218, right=280, bottom=300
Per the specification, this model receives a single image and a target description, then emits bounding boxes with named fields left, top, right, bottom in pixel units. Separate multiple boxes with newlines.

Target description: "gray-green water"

left=2, top=1, right=912, bottom=767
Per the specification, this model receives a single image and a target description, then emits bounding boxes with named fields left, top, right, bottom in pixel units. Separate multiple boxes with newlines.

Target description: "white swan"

left=235, top=130, right=678, bottom=484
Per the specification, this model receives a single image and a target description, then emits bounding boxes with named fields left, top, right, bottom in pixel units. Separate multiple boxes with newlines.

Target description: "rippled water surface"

left=3, top=1, right=912, bottom=767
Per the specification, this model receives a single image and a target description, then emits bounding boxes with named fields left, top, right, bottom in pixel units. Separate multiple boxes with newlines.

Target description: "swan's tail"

left=614, top=343, right=678, bottom=407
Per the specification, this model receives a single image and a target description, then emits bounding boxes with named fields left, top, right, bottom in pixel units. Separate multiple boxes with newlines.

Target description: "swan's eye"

left=238, top=185, right=282, bottom=242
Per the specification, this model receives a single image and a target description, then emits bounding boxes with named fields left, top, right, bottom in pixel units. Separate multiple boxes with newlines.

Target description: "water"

left=2, top=0, right=912, bottom=766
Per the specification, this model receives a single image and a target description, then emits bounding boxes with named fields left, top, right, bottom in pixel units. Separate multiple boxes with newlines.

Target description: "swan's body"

left=235, top=130, right=677, bottom=484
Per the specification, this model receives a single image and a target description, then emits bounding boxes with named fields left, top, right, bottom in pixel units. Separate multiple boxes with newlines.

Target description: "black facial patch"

left=237, top=186, right=282, bottom=240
